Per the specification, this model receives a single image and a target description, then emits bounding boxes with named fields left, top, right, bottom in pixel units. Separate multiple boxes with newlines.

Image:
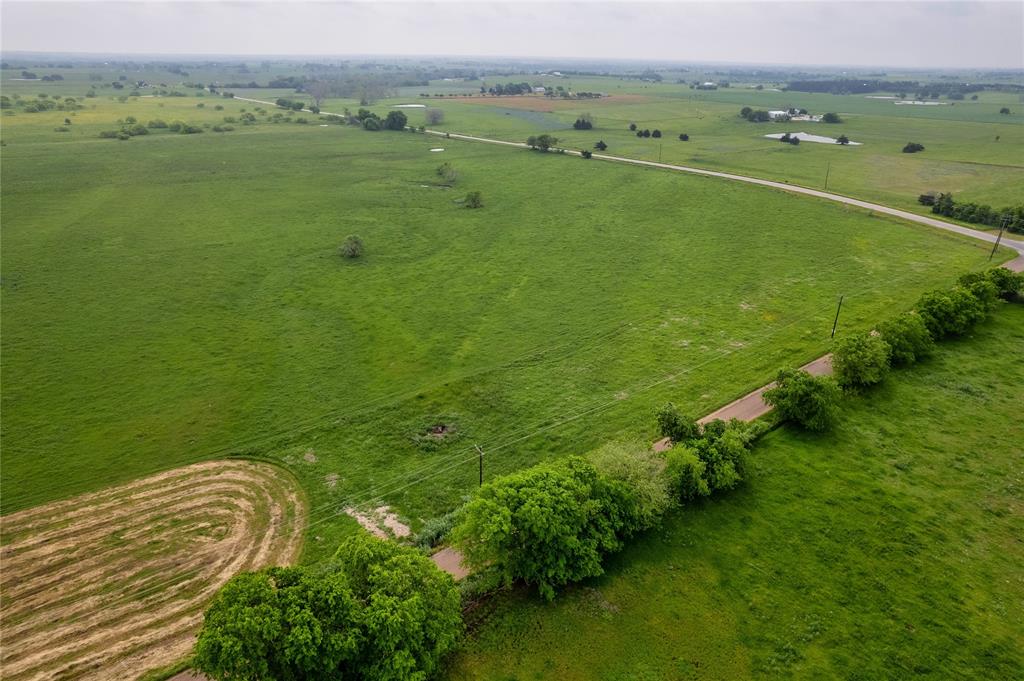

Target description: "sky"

left=2, top=1, right=1022, bottom=69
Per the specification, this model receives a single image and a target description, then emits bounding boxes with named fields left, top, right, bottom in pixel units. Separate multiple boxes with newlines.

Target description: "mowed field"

left=0, top=460, right=305, bottom=680
left=447, top=303, right=1024, bottom=681
left=1, top=86, right=1015, bottom=562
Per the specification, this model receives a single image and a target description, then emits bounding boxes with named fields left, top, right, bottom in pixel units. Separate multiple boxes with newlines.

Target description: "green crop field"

left=447, top=302, right=1024, bottom=681
left=0, top=76, right=1016, bottom=562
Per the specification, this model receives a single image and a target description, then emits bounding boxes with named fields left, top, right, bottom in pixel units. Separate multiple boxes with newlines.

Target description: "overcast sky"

left=2, top=1, right=1022, bottom=69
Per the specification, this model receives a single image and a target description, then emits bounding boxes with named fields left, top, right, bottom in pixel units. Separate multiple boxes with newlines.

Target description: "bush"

left=655, top=402, right=699, bottom=443
left=194, top=534, right=461, bottom=681
left=877, top=313, right=935, bottom=365
left=832, top=332, right=890, bottom=390
left=98, top=130, right=119, bottom=138
left=689, top=424, right=749, bottom=492
left=383, top=110, right=407, bottom=130
left=763, top=368, right=841, bottom=431
left=414, top=508, right=464, bottom=549
left=340, top=235, right=364, bottom=259
left=362, top=117, right=381, bottom=131
left=581, top=150, right=592, bottom=159
left=822, top=112, right=842, bottom=123
left=679, top=133, right=689, bottom=141
left=651, top=129, right=662, bottom=138
left=916, top=286, right=987, bottom=338
left=454, top=457, right=638, bottom=600
left=425, top=108, right=444, bottom=125
left=589, top=440, right=673, bottom=531
left=972, top=267, right=1023, bottom=300
left=464, top=191, right=483, bottom=209
left=147, top=119, right=168, bottom=128
left=902, top=142, right=925, bottom=153
left=664, top=447, right=710, bottom=502
left=128, top=124, right=148, bottom=136
left=594, top=140, right=607, bottom=150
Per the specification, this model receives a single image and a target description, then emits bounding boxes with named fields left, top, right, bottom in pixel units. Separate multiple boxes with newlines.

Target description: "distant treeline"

left=786, top=78, right=1022, bottom=95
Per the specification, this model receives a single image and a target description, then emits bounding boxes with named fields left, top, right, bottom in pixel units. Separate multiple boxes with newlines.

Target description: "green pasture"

left=0, top=90, right=1014, bottom=560
left=447, top=303, right=1024, bottom=680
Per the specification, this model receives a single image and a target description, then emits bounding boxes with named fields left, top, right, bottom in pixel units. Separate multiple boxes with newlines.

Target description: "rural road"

left=230, top=93, right=1024, bottom=267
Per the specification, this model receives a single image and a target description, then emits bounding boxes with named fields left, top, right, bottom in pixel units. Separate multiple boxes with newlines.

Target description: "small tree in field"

left=464, top=191, right=483, bottom=208
left=763, top=368, right=841, bottom=431
left=340, top=235, right=364, bottom=259
left=832, top=332, right=890, bottom=390
left=629, top=122, right=637, bottom=131
left=822, top=112, right=842, bottom=123
left=679, top=133, right=689, bottom=141
left=836, top=134, right=850, bottom=145
left=878, top=312, right=935, bottom=365
left=454, top=457, right=639, bottom=600
left=425, top=108, right=444, bottom=125
left=656, top=402, right=699, bottom=443
left=594, top=140, right=607, bottom=151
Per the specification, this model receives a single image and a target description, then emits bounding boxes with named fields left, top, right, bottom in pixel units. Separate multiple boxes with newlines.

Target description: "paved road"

left=424, top=131, right=1024, bottom=265
left=228, top=93, right=1024, bottom=265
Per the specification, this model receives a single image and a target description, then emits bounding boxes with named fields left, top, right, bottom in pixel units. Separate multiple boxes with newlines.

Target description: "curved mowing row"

left=0, top=460, right=306, bottom=681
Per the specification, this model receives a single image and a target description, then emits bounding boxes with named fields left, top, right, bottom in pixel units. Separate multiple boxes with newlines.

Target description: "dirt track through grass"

left=0, top=460, right=305, bottom=681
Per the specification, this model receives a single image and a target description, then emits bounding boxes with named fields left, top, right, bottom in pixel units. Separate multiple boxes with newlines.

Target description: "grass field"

left=0, top=83, right=1015, bottom=562
left=0, top=460, right=304, bottom=680
left=446, top=302, right=1024, bottom=680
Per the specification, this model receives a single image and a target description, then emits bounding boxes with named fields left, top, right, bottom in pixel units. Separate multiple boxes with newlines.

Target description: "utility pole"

left=824, top=161, right=831, bottom=191
left=658, top=143, right=663, bottom=163
left=831, top=295, right=844, bottom=338
left=989, top=214, right=1011, bottom=261
left=476, top=444, right=484, bottom=486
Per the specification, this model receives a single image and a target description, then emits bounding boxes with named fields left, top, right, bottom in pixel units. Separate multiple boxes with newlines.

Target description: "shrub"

left=340, top=235, right=364, bottom=259
left=128, top=124, right=148, bottom=136
left=916, top=287, right=987, bottom=338
left=436, top=162, right=457, bottom=184
left=679, top=133, right=689, bottom=141
left=763, top=368, right=841, bottom=431
left=194, top=535, right=461, bottom=681
left=362, top=117, right=381, bottom=131
left=147, top=119, right=168, bottom=128
left=414, top=508, right=464, bottom=549
left=655, top=402, right=699, bottom=443
left=877, top=313, right=935, bottom=365
left=689, top=424, right=750, bottom=492
left=664, top=447, right=710, bottom=502
left=98, top=130, right=118, bottom=138
left=116, top=131, right=130, bottom=140
left=822, top=112, right=842, bottom=123
left=1000, top=107, right=1010, bottom=115
left=902, top=142, right=925, bottom=153
left=168, top=120, right=185, bottom=132
left=594, top=140, right=607, bottom=150
left=629, top=123, right=637, bottom=131
left=589, top=440, right=673, bottom=531
left=581, top=150, right=592, bottom=159
left=832, top=332, right=890, bottom=390
left=526, top=133, right=559, bottom=151
left=464, top=191, right=483, bottom=209
left=425, top=108, right=444, bottom=125
left=973, top=267, right=1023, bottom=300
left=651, top=129, right=662, bottom=138
left=454, top=457, right=637, bottom=600
left=383, top=110, right=407, bottom=130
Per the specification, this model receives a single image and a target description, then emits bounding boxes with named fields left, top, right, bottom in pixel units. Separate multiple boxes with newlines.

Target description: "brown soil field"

left=0, top=460, right=306, bottom=681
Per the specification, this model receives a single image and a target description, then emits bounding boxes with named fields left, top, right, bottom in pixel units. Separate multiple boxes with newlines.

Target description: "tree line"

left=922, top=193, right=1024, bottom=234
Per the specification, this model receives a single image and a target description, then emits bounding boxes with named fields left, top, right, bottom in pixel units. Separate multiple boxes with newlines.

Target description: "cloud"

left=1, top=1, right=1021, bottom=68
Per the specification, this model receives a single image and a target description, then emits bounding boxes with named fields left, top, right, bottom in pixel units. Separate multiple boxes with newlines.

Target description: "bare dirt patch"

left=0, top=460, right=306, bottom=681
left=344, top=505, right=411, bottom=539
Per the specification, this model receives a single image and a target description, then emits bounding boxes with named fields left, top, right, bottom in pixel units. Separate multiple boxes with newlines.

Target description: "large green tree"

left=194, top=535, right=461, bottom=681
left=454, top=457, right=635, bottom=600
